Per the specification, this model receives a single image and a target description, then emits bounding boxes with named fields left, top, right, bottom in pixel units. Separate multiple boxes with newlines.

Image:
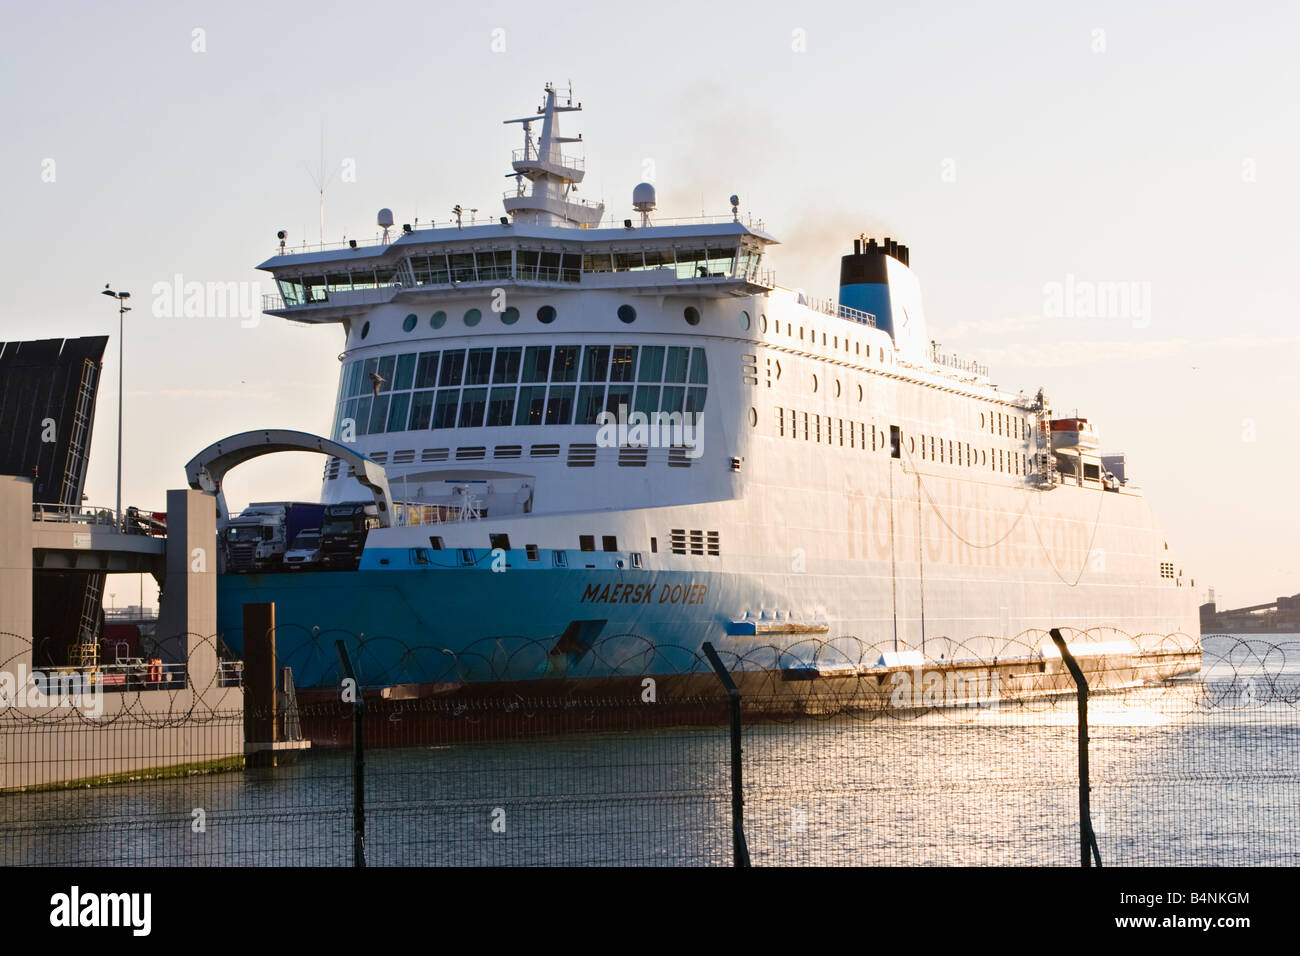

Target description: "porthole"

left=759, top=314, right=767, bottom=333
left=359, top=320, right=370, bottom=339
left=620, top=304, right=638, bottom=324
left=749, top=407, right=758, bottom=428
left=739, top=310, right=751, bottom=330
left=979, top=412, right=985, bottom=429
left=537, top=305, right=557, bottom=324
left=857, top=383, right=863, bottom=402
left=430, top=311, right=447, bottom=330
left=464, top=308, right=482, bottom=327
left=834, top=379, right=842, bottom=398
left=402, top=313, right=418, bottom=333
left=683, top=306, right=700, bottom=326
left=812, top=374, right=819, bottom=393
left=909, top=436, right=916, bottom=454
left=501, top=306, right=520, bottom=325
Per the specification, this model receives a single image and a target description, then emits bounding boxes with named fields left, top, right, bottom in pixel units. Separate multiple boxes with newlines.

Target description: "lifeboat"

left=1050, top=417, right=1100, bottom=451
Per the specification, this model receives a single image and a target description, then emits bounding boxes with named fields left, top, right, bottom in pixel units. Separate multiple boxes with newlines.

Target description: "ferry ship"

left=207, top=83, right=1201, bottom=696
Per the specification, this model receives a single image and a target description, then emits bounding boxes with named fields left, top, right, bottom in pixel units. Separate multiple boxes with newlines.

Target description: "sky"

left=2, top=0, right=1296, bottom=611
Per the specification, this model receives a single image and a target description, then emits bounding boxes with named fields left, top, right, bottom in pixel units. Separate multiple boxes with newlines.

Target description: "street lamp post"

left=101, top=287, right=131, bottom=531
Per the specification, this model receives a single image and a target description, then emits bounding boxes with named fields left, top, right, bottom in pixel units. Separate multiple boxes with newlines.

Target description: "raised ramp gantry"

left=184, top=429, right=394, bottom=526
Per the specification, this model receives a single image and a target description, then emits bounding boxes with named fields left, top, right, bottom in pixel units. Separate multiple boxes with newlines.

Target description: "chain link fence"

left=1, top=632, right=1295, bottom=866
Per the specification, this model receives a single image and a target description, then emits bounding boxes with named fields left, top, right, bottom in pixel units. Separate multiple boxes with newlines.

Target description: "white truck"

left=221, top=501, right=326, bottom=573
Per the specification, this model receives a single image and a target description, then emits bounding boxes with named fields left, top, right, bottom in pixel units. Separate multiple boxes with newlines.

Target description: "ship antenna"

left=303, top=121, right=338, bottom=245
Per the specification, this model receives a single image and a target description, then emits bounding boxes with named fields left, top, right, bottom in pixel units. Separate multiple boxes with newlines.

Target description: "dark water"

left=3, top=634, right=1297, bottom=866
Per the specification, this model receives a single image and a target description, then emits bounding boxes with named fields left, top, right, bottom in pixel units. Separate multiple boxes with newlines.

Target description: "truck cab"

left=320, top=502, right=381, bottom=570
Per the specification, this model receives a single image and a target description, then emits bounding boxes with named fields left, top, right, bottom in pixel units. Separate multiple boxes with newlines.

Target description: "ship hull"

left=216, top=552, right=1199, bottom=692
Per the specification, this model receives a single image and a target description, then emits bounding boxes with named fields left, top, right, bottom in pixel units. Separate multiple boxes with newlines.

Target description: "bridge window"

left=582, top=346, right=610, bottom=382
left=386, top=394, right=410, bottom=432
left=551, top=345, right=579, bottom=382
left=688, top=348, right=708, bottom=384
left=638, top=346, right=665, bottom=382
left=336, top=341, right=709, bottom=435
left=486, top=388, right=516, bottom=426
left=458, top=389, right=487, bottom=428
left=438, top=350, right=465, bottom=387
left=516, top=386, right=546, bottom=425
left=493, top=347, right=521, bottom=383
left=432, top=390, right=459, bottom=429
left=416, top=351, right=441, bottom=390
left=465, top=348, right=493, bottom=385
left=634, top=386, right=659, bottom=416
left=448, top=252, right=475, bottom=282
left=523, top=345, right=550, bottom=382
left=610, top=346, right=636, bottom=382
left=605, top=384, right=633, bottom=416
left=644, top=248, right=673, bottom=270
left=544, top=386, right=574, bottom=425
left=409, top=391, right=434, bottom=430
left=394, top=353, right=415, bottom=390
left=576, top=386, right=605, bottom=425
left=664, top=347, right=689, bottom=383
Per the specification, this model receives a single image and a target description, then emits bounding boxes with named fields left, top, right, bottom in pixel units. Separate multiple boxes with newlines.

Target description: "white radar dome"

left=377, top=208, right=395, bottom=228
left=632, top=182, right=657, bottom=212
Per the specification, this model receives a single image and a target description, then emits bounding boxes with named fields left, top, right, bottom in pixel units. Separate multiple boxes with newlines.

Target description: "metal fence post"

left=1049, top=627, right=1102, bottom=867
left=335, top=639, right=366, bottom=868
left=702, top=641, right=751, bottom=867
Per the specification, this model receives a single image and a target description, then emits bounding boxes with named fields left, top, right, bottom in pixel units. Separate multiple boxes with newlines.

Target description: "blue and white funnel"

left=839, top=237, right=929, bottom=359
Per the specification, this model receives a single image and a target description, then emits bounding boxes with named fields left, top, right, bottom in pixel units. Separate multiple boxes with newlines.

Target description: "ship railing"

left=217, top=659, right=244, bottom=688
left=501, top=189, right=604, bottom=208
left=51, top=660, right=188, bottom=692
left=514, top=265, right=582, bottom=283
left=31, top=503, right=164, bottom=535
left=267, top=213, right=775, bottom=257
left=784, top=292, right=877, bottom=328
left=512, top=148, right=585, bottom=170
left=928, top=345, right=989, bottom=378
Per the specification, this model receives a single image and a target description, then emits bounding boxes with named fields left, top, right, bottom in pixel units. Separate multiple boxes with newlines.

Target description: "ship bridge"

left=257, top=83, right=778, bottom=323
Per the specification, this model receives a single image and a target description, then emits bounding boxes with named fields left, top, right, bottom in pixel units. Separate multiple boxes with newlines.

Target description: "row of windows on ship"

left=333, top=344, right=708, bottom=438
left=774, top=406, right=1034, bottom=476
left=356, top=302, right=703, bottom=340
left=277, top=245, right=763, bottom=305
left=412, top=530, right=721, bottom=571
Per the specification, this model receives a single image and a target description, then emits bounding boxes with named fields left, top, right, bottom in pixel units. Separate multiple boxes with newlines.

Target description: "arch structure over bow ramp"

left=184, top=429, right=393, bottom=526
